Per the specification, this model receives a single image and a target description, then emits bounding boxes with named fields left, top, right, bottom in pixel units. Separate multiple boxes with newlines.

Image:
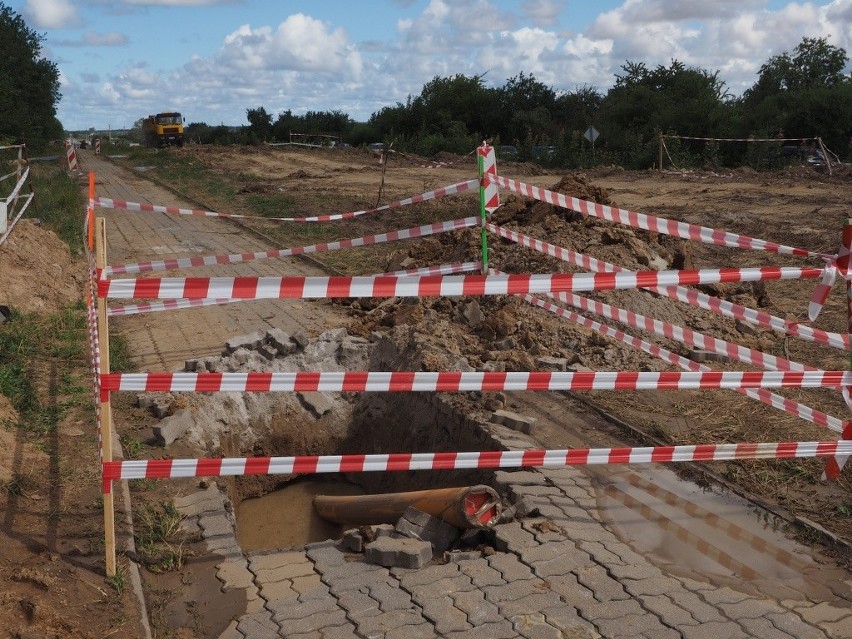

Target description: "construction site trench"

left=71, top=148, right=852, bottom=637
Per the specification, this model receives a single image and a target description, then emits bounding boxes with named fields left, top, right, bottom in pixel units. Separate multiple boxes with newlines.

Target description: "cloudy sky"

left=13, top=0, right=852, bottom=131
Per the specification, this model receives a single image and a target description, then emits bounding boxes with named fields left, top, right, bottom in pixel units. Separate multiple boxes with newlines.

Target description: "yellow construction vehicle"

left=142, top=112, right=185, bottom=147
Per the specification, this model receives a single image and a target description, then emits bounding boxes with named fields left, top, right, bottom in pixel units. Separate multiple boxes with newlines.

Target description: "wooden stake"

left=658, top=132, right=664, bottom=171
left=95, top=218, right=117, bottom=577
left=817, top=137, right=833, bottom=176
left=87, top=172, right=95, bottom=251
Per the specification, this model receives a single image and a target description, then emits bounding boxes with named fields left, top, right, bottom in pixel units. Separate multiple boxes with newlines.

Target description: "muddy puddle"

left=594, top=465, right=852, bottom=602
left=236, top=478, right=365, bottom=551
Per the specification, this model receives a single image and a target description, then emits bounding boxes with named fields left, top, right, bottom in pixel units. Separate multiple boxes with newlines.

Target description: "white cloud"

left=54, top=1, right=852, bottom=131
left=218, top=14, right=362, bottom=77
left=24, top=0, right=81, bottom=29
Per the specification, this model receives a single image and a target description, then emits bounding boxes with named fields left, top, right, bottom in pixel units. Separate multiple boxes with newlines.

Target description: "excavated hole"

left=182, top=328, right=503, bottom=551
left=232, top=392, right=497, bottom=550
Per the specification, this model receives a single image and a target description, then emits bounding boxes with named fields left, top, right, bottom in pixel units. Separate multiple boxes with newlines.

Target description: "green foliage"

left=135, top=501, right=188, bottom=572
left=187, top=36, right=852, bottom=169
left=28, top=166, right=86, bottom=254
left=0, top=3, right=62, bottom=150
left=0, top=303, right=90, bottom=436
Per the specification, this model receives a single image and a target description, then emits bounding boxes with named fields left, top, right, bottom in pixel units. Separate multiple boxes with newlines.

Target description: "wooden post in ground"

left=658, top=132, right=664, bottom=171
left=95, top=217, right=117, bottom=577
left=87, top=172, right=95, bottom=251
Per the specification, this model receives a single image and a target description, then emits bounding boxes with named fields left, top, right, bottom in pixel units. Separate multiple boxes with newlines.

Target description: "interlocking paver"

left=337, top=589, right=381, bottom=618
left=451, top=588, right=503, bottom=626
left=666, top=589, right=727, bottom=624
left=497, top=591, right=564, bottom=617
left=260, top=579, right=299, bottom=605
left=574, top=565, right=629, bottom=602
left=793, top=601, right=852, bottom=625
left=305, top=541, right=346, bottom=568
left=289, top=624, right=361, bottom=639
left=493, top=521, right=539, bottom=552
left=488, top=552, right=537, bottom=582
left=696, top=586, right=752, bottom=606
left=592, top=612, right=672, bottom=638
left=274, top=597, right=339, bottom=621
left=577, top=540, right=631, bottom=567
left=679, top=621, right=751, bottom=639
left=217, top=559, right=256, bottom=591
left=577, top=598, right=647, bottom=621
left=200, top=513, right=235, bottom=538
left=236, top=611, right=280, bottom=639
left=484, top=580, right=550, bottom=605
left=636, top=594, right=698, bottom=627
left=354, top=609, right=429, bottom=637
left=718, top=597, right=786, bottom=620
left=544, top=573, right=597, bottom=606
left=765, top=612, right=832, bottom=639
left=393, top=562, right=460, bottom=587
left=541, top=605, right=600, bottom=638
left=443, top=620, right=519, bottom=639
left=458, top=558, right=505, bottom=587
left=510, top=611, right=562, bottom=639
left=385, top=622, right=437, bottom=639
left=622, top=576, right=683, bottom=597
left=419, top=595, right=471, bottom=634
left=292, top=574, right=327, bottom=601
left=409, top=575, right=476, bottom=600
left=738, top=617, right=798, bottom=639
left=277, top=610, right=350, bottom=635
left=368, top=581, right=413, bottom=611
left=251, top=551, right=311, bottom=572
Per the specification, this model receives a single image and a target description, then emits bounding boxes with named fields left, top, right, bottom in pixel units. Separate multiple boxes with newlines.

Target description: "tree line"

left=2, top=0, right=849, bottom=169
left=228, top=36, right=851, bottom=170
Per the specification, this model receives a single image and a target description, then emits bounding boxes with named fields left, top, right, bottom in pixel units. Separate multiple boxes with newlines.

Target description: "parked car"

left=498, top=145, right=518, bottom=159
left=806, top=148, right=841, bottom=166
left=368, top=142, right=384, bottom=154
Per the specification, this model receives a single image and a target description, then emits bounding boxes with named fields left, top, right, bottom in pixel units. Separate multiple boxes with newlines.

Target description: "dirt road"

left=89, top=151, right=347, bottom=371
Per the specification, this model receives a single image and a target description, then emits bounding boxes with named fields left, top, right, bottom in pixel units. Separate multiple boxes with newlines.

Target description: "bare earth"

left=1, top=145, right=851, bottom=638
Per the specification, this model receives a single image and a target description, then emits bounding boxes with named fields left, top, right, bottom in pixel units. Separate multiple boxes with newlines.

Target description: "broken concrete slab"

left=265, top=328, right=296, bottom=354
left=364, top=536, right=432, bottom=569
left=298, top=391, right=335, bottom=417
left=490, top=409, right=538, bottom=436
left=225, top=331, right=265, bottom=354
left=395, top=507, right=459, bottom=555
left=154, top=408, right=196, bottom=447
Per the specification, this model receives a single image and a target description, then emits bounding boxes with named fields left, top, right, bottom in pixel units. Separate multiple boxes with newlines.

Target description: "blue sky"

left=11, top=0, right=852, bottom=131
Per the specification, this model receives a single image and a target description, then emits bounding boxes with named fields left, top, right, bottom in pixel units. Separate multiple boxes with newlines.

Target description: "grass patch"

left=135, top=501, right=190, bottom=573
left=120, top=433, right=144, bottom=459
left=27, top=165, right=86, bottom=254
left=0, top=302, right=91, bottom=435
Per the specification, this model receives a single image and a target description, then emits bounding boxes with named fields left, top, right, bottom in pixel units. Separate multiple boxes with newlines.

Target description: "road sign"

left=584, top=126, right=600, bottom=144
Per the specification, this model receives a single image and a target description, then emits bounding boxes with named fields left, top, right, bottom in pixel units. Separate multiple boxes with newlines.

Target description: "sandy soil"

left=2, top=145, right=851, bottom=638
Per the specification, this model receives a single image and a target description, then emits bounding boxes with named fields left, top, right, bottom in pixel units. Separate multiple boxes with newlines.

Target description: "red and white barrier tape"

left=487, top=223, right=848, bottom=350
left=521, top=292, right=844, bottom=434
left=105, top=217, right=479, bottom=276
left=98, top=266, right=825, bottom=301
left=93, top=179, right=478, bottom=223
left=488, top=174, right=828, bottom=259
left=99, top=370, right=849, bottom=393
left=107, top=262, right=483, bottom=317
left=101, top=440, right=852, bottom=480
left=559, top=290, right=812, bottom=371
left=662, top=135, right=813, bottom=143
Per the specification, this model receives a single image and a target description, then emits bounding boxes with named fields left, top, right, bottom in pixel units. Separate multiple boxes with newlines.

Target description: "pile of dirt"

left=0, top=220, right=84, bottom=313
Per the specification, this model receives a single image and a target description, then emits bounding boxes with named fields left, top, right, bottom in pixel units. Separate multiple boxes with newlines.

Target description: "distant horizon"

left=13, top=0, right=850, bottom=131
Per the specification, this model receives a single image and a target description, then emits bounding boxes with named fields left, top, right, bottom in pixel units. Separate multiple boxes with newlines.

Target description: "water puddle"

left=236, top=478, right=364, bottom=551
left=594, top=465, right=851, bottom=601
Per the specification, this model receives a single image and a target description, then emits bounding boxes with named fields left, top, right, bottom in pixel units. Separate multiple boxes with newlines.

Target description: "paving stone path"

left=175, top=467, right=850, bottom=639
